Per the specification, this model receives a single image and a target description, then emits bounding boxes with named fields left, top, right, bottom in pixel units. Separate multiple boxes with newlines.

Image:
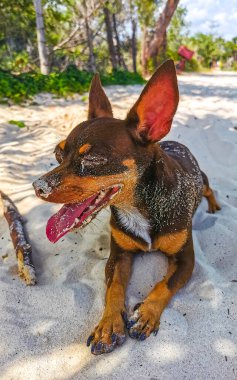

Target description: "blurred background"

left=0, top=0, right=237, bottom=103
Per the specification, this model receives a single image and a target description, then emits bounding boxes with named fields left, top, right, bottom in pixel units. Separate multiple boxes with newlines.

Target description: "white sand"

left=0, top=72, right=237, bottom=380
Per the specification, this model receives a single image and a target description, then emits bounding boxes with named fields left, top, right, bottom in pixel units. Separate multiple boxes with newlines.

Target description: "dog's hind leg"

left=201, top=171, right=221, bottom=213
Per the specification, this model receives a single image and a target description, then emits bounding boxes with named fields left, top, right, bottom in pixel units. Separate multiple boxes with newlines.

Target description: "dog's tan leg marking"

left=152, top=229, right=188, bottom=255
left=111, top=226, right=147, bottom=252
left=88, top=247, right=133, bottom=354
left=127, top=231, right=194, bottom=340
left=201, top=171, right=221, bottom=213
left=203, top=185, right=221, bottom=213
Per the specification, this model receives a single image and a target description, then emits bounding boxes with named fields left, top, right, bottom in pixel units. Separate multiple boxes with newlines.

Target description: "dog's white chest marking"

left=116, top=207, right=151, bottom=247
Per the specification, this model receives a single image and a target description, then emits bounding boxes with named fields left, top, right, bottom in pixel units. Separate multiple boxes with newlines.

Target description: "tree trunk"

left=103, top=7, right=117, bottom=70
left=85, top=15, right=96, bottom=72
left=141, top=26, right=148, bottom=76
left=33, top=0, right=50, bottom=74
left=131, top=18, right=137, bottom=73
left=77, top=1, right=96, bottom=73
left=143, top=0, right=180, bottom=74
left=112, top=13, right=127, bottom=70
left=159, top=30, right=167, bottom=59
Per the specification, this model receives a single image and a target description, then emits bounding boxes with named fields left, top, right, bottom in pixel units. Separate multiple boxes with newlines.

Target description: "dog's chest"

left=115, top=207, right=151, bottom=246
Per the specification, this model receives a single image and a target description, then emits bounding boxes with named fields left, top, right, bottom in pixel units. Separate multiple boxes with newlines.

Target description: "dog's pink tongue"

left=46, top=194, right=97, bottom=243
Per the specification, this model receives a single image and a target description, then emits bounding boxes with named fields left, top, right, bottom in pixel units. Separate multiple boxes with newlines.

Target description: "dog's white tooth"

left=72, top=218, right=79, bottom=228
left=97, top=193, right=104, bottom=201
left=88, top=205, right=94, bottom=211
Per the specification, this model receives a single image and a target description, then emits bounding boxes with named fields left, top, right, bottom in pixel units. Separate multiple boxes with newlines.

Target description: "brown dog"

left=33, top=60, right=220, bottom=355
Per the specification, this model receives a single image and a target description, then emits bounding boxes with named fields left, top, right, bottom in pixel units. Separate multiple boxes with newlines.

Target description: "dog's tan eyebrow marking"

left=122, top=159, right=135, bottom=168
left=79, top=143, right=91, bottom=155
left=58, top=140, right=66, bottom=150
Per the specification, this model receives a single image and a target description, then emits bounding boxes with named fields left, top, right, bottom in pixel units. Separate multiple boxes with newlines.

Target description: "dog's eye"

left=81, top=155, right=108, bottom=169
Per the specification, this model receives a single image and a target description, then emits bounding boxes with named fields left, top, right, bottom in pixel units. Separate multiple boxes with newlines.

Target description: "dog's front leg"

left=127, top=230, right=194, bottom=340
left=87, top=236, right=133, bottom=355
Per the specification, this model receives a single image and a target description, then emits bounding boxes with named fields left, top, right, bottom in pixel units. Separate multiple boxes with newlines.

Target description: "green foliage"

left=0, top=65, right=145, bottom=103
left=187, top=33, right=237, bottom=68
left=167, top=6, right=237, bottom=71
left=166, top=6, right=201, bottom=72
left=145, top=56, right=164, bottom=74
left=167, top=6, right=190, bottom=60
left=188, top=34, right=217, bottom=67
left=231, top=62, right=237, bottom=71
left=136, top=0, right=160, bottom=28
left=185, top=58, right=200, bottom=72
left=9, top=120, right=26, bottom=128
left=0, top=0, right=36, bottom=70
left=101, top=69, right=145, bottom=85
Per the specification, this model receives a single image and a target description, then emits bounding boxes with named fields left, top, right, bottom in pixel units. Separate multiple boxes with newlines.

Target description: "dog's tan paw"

left=127, top=302, right=160, bottom=340
left=207, top=202, right=221, bottom=214
left=87, top=311, right=126, bottom=355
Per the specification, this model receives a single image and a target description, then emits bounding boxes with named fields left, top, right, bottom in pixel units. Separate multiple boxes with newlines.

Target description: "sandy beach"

left=0, top=71, right=237, bottom=380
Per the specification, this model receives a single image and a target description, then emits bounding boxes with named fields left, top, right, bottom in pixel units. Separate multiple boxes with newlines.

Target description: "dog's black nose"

left=33, top=178, right=52, bottom=198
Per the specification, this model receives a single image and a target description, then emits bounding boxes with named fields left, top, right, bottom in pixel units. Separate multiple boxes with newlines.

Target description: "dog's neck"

left=110, top=148, right=175, bottom=242
left=136, top=145, right=203, bottom=234
left=112, top=145, right=202, bottom=238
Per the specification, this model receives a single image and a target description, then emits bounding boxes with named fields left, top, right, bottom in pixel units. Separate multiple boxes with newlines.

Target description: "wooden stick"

left=0, top=191, right=36, bottom=285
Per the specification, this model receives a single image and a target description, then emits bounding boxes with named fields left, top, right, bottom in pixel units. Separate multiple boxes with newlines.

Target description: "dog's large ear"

left=127, top=60, right=179, bottom=143
left=88, top=73, right=113, bottom=119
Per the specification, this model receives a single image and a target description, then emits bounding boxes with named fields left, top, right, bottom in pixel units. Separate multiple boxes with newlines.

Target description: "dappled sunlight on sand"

left=2, top=343, right=90, bottom=380
left=214, top=338, right=237, bottom=357
left=0, top=72, right=237, bottom=379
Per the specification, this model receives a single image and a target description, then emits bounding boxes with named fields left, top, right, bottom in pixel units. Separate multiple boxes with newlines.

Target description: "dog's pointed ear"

left=127, top=60, right=179, bottom=143
left=88, top=73, right=113, bottom=119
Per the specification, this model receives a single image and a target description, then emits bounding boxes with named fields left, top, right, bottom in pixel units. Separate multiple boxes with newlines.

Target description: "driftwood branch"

left=0, top=191, right=36, bottom=285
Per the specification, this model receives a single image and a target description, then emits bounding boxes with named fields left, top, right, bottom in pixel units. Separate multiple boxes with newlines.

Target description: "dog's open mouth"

left=46, top=185, right=122, bottom=243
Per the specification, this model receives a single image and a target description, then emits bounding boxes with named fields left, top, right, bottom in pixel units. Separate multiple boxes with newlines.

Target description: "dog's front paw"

left=127, top=302, right=160, bottom=341
left=87, top=311, right=126, bottom=355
